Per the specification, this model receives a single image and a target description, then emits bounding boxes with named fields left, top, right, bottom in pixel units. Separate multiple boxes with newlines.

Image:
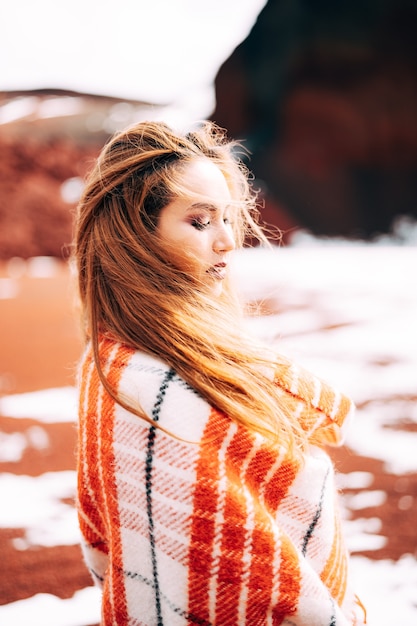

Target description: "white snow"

left=0, top=587, right=101, bottom=626
left=0, top=387, right=77, bottom=423
left=0, top=471, right=78, bottom=548
left=350, top=556, right=417, bottom=626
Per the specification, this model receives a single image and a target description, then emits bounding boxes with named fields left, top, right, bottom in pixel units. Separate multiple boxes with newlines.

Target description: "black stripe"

left=89, top=566, right=104, bottom=584
left=145, top=368, right=175, bottom=626
left=328, top=596, right=336, bottom=626
left=301, top=467, right=330, bottom=556
left=120, top=567, right=212, bottom=625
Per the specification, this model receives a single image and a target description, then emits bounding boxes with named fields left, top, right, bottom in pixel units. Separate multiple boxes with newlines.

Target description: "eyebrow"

left=186, top=202, right=229, bottom=213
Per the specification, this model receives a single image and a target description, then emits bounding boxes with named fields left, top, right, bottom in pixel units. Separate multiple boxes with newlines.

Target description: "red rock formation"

left=0, top=132, right=99, bottom=259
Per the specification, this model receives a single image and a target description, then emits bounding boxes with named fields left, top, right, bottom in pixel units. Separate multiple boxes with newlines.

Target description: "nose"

left=213, top=223, right=235, bottom=253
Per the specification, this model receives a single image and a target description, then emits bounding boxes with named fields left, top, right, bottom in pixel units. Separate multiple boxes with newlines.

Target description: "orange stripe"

left=245, top=528, right=301, bottom=624
left=318, top=382, right=337, bottom=417
left=81, top=340, right=133, bottom=624
left=320, top=512, right=348, bottom=606
left=245, top=451, right=300, bottom=623
left=273, top=535, right=302, bottom=623
left=187, top=408, right=231, bottom=624
left=337, top=393, right=353, bottom=425
left=78, top=347, right=107, bottom=545
left=214, top=482, right=248, bottom=624
left=246, top=444, right=280, bottom=493
left=101, top=342, right=134, bottom=623
left=263, top=453, right=300, bottom=513
left=85, top=340, right=113, bottom=537
left=214, top=428, right=254, bottom=624
left=245, top=526, right=275, bottom=623
left=188, top=409, right=304, bottom=624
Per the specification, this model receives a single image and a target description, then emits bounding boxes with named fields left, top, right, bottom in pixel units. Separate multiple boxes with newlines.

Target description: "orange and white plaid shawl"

left=77, top=337, right=365, bottom=625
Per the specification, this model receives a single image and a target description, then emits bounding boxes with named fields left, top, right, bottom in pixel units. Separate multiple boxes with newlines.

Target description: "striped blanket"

left=77, top=337, right=365, bottom=625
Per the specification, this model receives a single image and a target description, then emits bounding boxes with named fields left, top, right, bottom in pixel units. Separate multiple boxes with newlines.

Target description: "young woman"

left=74, top=120, right=366, bottom=625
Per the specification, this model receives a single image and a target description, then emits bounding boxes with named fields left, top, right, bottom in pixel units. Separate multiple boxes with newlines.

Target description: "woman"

left=74, top=120, right=366, bottom=625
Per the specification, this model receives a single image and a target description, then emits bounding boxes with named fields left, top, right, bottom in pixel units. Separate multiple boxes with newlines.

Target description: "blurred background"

left=0, top=1, right=417, bottom=624
left=1, top=0, right=417, bottom=259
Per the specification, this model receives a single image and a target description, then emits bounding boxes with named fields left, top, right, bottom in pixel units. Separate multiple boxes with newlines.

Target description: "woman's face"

left=157, top=159, right=236, bottom=297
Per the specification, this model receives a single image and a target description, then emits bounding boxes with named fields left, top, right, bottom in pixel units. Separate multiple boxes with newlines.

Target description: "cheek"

left=158, top=219, right=209, bottom=276
left=177, top=232, right=208, bottom=262
left=166, top=237, right=206, bottom=274
left=179, top=247, right=207, bottom=274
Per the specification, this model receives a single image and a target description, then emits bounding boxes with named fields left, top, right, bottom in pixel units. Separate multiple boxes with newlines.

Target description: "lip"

left=207, top=262, right=227, bottom=280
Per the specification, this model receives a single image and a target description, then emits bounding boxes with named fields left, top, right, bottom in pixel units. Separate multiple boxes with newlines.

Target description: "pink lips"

left=207, top=262, right=227, bottom=280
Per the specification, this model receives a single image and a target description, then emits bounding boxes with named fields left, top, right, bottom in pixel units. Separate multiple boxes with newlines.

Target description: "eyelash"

left=191, top=217, right=232, bottom=231
left=191, top=218, right=210, bottom=231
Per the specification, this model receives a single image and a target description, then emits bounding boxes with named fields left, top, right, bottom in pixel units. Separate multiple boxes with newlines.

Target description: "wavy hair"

left=74, top=120, right=307, bottom=453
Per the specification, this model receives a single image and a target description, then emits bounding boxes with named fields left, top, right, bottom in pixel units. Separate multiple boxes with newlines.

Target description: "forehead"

left=172, top=158, right=232, bottom=203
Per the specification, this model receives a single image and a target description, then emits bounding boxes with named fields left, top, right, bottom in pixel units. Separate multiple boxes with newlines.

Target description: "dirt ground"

left=0, top=261, right=416, bottom=618
left=0, top=261, right=92, bottom=608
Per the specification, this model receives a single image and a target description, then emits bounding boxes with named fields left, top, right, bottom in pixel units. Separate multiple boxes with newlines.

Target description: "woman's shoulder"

left=274, top=355, right=355, bottom=446
left=95, top=337, right=213, bottom=441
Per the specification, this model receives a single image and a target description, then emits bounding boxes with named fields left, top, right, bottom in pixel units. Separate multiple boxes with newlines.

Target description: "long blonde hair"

left=74, top=120, right=306, bottom=453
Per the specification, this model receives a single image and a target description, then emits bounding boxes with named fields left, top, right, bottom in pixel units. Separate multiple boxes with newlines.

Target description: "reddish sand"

left=0, top=263, right=92, bottom=610
left=0, top=262, right=82, bottom=394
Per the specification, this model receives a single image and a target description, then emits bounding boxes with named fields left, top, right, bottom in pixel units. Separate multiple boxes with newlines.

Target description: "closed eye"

left=188, top=203, right=232, bottom=230
left=191, top=218, right=210, bottom=231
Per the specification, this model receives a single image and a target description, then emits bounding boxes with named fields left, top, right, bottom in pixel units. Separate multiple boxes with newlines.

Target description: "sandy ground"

left=0, top=265, right=91, bottom=604
left=0, top=259, right=416, bottom=624
left=0, top=261, right=92, bottom=608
